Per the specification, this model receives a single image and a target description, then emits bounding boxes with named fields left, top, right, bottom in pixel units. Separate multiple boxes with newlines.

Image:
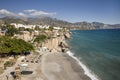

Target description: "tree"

left=25, top=28, right=34, bottom=34
left=18, top=27, right=25, bottom=31
left=48, top=26, right=54, bottom=31
left=34, top=34, right=47, bottom=43
left=0, top=36, right=34, bottom=55
left=3, top=24, right=19, bottom=36
left=34, top=26, right=41, bottom=31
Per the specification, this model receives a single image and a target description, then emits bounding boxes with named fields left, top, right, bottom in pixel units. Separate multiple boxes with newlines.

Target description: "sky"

left=0, top=0, right=120, bottom=24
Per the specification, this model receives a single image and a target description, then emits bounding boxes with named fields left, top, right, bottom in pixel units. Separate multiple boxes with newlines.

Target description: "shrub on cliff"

left=0, top=36, right=34, bottom=55
left=4, top=61, right=15, bottom=67
left=34, top=34, right=47, bottom=43
left=48, top=26, right=54, bottom=31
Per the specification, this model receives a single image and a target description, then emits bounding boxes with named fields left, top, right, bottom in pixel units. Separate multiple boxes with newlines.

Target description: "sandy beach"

left=0, top=51, right=91, bottom=80
left=41, top=52, right=91, bottom=80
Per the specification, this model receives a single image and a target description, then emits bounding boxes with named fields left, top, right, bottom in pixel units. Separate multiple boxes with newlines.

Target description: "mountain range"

left=0, top=16, right=120, bottom=30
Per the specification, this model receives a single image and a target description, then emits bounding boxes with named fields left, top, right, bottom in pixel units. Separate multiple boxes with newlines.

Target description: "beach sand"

left=41, top=52, right=91, bottom=80
left=0, top=51, right=91, bottom=80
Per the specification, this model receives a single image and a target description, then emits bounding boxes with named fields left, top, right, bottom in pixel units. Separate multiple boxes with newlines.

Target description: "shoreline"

left=65, top=31, right=100, bottom=80
left=66, top=50, right=100, bottom=80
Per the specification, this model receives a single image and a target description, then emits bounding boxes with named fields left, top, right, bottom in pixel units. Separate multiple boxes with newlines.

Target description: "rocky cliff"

left=42, top=32, right=70, bottom=53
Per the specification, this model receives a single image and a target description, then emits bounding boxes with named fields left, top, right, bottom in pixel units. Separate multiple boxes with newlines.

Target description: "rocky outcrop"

left=14, top=31, right=34, bottom=42
left=59, top=41, right=69, bottom=48
left=64, top=32, right=71, bottom=39
left=42, top=32, right=70, bottom=53
left=43, top=38, right=60, bottom=51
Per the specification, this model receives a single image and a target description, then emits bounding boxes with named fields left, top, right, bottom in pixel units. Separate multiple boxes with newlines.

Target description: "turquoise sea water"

left=67, top=29, right=120, bottom=80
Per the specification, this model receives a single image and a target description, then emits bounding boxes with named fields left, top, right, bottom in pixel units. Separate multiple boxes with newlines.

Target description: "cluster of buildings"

left=0, top=23, right=63, bottom=41
left=10, top=23, right=62, bottom=30
left=10, top=23, right=50, bottom=29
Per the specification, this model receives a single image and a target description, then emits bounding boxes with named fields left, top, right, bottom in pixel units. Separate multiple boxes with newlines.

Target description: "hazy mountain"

left=0, top=16, right=120, bottom=30
left=74, top=22, right=95, bottom=29
left=73, top=21, right=120, bottom=29
left=0, top=16, right=28, bottom=24
left=27, top=17, right=71, bottom=27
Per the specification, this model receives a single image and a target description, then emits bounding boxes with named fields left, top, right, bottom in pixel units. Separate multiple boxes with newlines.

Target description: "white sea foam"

left=66, top=50, right=100, bottom=80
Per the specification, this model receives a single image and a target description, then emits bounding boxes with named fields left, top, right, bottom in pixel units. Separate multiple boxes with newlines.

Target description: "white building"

left=10, top=23, right=63, bottom=30
left=10, top=23, right=50, bottom=29
left=53, top=27, right=62, bottom=30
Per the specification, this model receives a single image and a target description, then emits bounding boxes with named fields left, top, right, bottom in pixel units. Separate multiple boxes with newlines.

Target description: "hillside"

left=0, top=17, right=120, bottom=30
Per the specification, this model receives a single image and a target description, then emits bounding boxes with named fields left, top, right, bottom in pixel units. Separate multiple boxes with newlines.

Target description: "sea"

left=66, top=29, right=120, bottom=80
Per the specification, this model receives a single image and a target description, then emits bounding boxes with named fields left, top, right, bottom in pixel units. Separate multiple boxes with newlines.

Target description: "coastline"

left=65, top=31, right=100, bottom=80
left=66, top=51, right=100, bottom=80
left=0, top=31, right=98, bottom=80
left=40, top=31, right=98, bottom=80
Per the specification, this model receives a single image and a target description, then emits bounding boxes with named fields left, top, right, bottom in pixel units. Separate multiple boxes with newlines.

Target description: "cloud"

left=24, top=9, right=37, bottom=13
left=18, top=12, right=28, bottom=21
left=0, top=9, right=17, bottom=17
left=0, top=9, right=56, bottom=18
left=24, top=9, right=56, bottom=16
left=18, top=12, right=27, bottom=17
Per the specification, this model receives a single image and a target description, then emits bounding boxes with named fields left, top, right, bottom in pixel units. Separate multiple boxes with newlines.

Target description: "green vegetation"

left=48, top=26, right=54, bottom=31
left=1, top=24, right=19, bottom=36
left=18, top=27, right=34, bottom=35
left=25, top=28, right=34, bottom=34
left=5, top=26, right=18, bottom=36
left=4, top=61, right=15, bottom=67
left=0, top=36, right=34, bottom=55
left=35, top=26, right=41, bottom=31
left=34, top=34, right=47, bottom=43
left=18, top=27, right=25, bottom=31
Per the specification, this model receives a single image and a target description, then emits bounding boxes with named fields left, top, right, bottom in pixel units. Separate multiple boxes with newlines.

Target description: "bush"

left=4, top=61, right=14, bottom=67
left=48, top=26, right=54, bottom=31
left=0, top=36, right=34, bottom=54
left=34, top=34, right=47, bottom=43
left=5, top=24, right=19, bottom=36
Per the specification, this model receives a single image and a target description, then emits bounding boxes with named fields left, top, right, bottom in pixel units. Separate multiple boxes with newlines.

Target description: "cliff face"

left=43, top=37, right=61, bottom=51
left=42, top=32, right=70, bottom=53
left=14, top=31, right=35, bottom=42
